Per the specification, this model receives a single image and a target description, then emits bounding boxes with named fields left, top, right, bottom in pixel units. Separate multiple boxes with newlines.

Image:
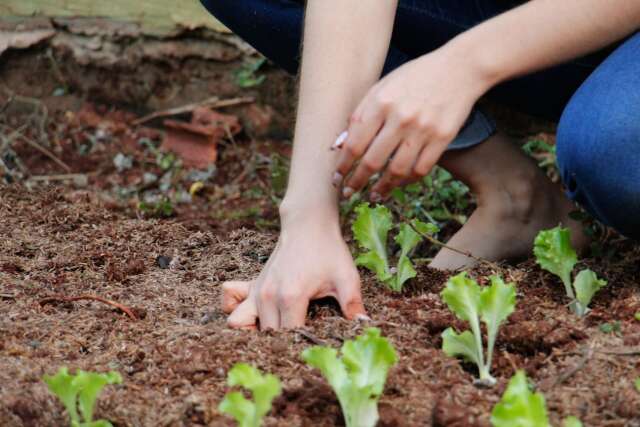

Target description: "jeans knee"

left=557, top=105, right=640, bottom=239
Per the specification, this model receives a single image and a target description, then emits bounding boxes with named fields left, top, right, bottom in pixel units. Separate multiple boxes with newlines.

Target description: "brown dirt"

left=1, top=184, right=639, bottom=427
left=1, top=28, right=640, bottom=427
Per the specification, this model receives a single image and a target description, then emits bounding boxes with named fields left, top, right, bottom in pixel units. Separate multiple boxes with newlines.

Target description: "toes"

left=221, top=281, right=252, bottom=314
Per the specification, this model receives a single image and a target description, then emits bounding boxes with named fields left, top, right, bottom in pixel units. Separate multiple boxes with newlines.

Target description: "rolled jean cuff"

left=446, top=109, right=496, bottom=151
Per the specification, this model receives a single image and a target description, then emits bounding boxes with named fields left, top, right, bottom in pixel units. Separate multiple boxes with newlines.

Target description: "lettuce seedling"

left=43, top=367, right=122, bottom=427
left=302, top=328, right=398, bottom=427
left=491, top=370, right=583, bottom=427
left=491, top=370, right=550, bottom=427
left=352, top=203, right=437, bottom=292
left=218, top=363, right=281, bottom=427
left=441, top=272, right=516, bottom=386
left=534, top=227, right=607, bottom=316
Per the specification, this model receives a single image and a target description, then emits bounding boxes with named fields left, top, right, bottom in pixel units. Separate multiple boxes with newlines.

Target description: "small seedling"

left=635, top=378, right=640, bottom=392
left=43, top=367, right=122, bottom=427
left=635, top=312, right=640, bottom=322
left=302, top=328, right=397, bottom=427
left=491, top=370, right=583, bottom=427
left=352, top=203, right=438, bottom=292
left=138, top=197, right=175, bottom=218
left=441, top=272, right=516, bottom=386
left=218, top=363, right=281, bottom=427
left=235, top=58, right=267, bottom=88
left=599, top=321, right=622, bottom=335
left=534, top=226, right=607, bottom=316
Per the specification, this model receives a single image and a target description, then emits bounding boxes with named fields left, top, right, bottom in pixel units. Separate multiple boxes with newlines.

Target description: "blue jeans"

left=201, top=0, right=640, bottom=239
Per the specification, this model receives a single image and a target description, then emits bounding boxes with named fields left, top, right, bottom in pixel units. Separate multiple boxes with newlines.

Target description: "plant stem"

left=392, top=207, right=501, bottom=270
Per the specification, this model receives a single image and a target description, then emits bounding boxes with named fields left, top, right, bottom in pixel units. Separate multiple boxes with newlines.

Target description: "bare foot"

left=429, top=133, right=588, bottom=271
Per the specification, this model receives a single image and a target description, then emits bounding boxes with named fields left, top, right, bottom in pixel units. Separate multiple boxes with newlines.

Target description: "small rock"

left=156, top=255, right=171, bottom=269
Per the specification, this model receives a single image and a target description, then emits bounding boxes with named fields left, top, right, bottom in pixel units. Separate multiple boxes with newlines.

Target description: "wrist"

left=441, top=31, right=505, bottom=95
left=279, top=195, right=340, bottom=230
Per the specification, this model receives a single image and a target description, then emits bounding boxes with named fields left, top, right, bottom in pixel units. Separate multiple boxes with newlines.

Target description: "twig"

left=132, top=96, right=255, bottom=126
left=391, top=206, right=502, bottom=270
left=39, top=294, right=138, bottom=320
left=596, top=346, right=640, bottom=356
left=21, top=135, right=71, bottom=173
left=296, top=329, right=328, bottom=346
left=553, top=342, right=595, bottom=386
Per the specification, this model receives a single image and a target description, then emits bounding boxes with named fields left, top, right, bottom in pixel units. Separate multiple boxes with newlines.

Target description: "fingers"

left=227, top=298, right=258, bottom=330
left=335, top=273, right=368, bottom=320
left=256, top=285, right=280, bottom=330
left=334, top=101, right=385, bottom=188
left=340, top=124, right=403, bottom=197
left=279, top=291, right=310, bottom=329
left=370, top=136, right=425, bottom=198
left=414, top=140, right=447, bottom=177
left=221, top=280, right=252, bottom=314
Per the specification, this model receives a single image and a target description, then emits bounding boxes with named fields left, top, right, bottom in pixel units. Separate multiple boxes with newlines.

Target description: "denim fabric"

left=201, top=0, right=640, bottom=239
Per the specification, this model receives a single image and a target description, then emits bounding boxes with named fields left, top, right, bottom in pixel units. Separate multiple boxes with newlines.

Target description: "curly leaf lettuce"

left=534, top=227, right=577, bottom=301
left=441, top=272, right=516, bottom=385
left=573, top=269, right=607, bottom=316
left=534, top=227, right=607, bottom=316
left=302, top=328, right=397, bottom=427
left=352, top=204, right=394, bottom=284
left=392, top=223, right=422, bottom=291
left=219, top=363, right=281, bottom=427
left=491, top=371, right=550, bottom=427
left=43, top=367, right=122, bottom=427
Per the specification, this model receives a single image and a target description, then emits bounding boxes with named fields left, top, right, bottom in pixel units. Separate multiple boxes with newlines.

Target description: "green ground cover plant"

left=534, top=226, right=607, bottom=316
left=352, top=203, right=438, bottom=292
left=301, top=328, right=398, bottom=427
left=43, top=367, right=122, bottom=427
left=441, top=272, right=516, bottom=386
left=219, top=363, right=282, bottom=427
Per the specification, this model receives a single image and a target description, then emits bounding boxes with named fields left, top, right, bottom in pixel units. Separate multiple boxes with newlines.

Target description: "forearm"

left=281, top=0, right=398, bottom=222
left=449, top=0, right=640, bottom=90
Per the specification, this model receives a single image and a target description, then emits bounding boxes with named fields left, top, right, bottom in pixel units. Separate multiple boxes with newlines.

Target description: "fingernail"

left=355, top=314, right=372, bottom=322
left=370, top=192, right=382, bottom=203
left=332, top=172, right=343, bottom=188
left=342, top=187, right=354, bottom=198
left=331, top=130, right=348, bottom=150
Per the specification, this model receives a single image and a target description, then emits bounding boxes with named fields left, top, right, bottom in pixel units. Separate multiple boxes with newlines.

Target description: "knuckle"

left=374, top=92, right=394, bottom=110
left=388, top=164, right=408, bottom=179
left=277, top=290, right=302, bottom=307
left=361, top=157, right=383, bottom=172
left=345, top=142, right=364, bottom=157
left=258, top=286, right=276, bottom=302
left=396, top=110, right=417, bottom=127
left=413, top=163, right=430, bottom=177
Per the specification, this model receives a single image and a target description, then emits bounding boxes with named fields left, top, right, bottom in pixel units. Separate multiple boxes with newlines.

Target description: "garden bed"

left=1, top=28, right=640, bottom=427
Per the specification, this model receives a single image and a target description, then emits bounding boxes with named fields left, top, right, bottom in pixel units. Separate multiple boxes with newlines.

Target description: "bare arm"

left=224, top=0, right=399, bottom=330
left=457, top=0, right=640, bottom=88
left=281, top=0, right=398, bottom=218
left=336, top=0, right=640, bottom=196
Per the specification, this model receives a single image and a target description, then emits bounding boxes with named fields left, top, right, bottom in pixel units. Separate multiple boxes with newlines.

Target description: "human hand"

left=333, top=48, right=491, bottom=199
left=221, top=214, right=367, bottom=330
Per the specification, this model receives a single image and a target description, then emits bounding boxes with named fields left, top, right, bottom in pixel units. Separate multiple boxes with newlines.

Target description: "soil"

left=1, top=26, right=640, bottom=427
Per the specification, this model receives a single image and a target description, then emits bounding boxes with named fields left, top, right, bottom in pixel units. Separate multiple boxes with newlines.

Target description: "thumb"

left=335, top=273, right=368, bottom=321
left=221, top=280, right=252, bottom=314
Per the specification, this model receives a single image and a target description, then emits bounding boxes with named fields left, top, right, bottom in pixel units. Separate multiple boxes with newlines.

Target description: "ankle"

left=476, top=167, right=544, bottom=223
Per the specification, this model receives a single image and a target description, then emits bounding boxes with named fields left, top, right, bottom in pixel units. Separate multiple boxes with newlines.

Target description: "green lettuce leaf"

left=43, top=367, right=121, bottom=427
left=491, top=370, right=550, bottom=427
left=573, top=269, right=607, bottom=316
left=441, top=328, right=481, bottom=368
left=480, top=276, right=516, bottom=379
left=352, top=204, right=393, bottom=283
left=392, top=223, right=422, bottom=291
left=43, top=367, right=81, bottom=425
left=534, top=227, right=577, bottom=300
left=302, top=328, right=397, bottom=427
left=74, top=370, right=122, bottom=424
left=563, top=416, right=583, bottom=427
left=219, top=363, right=281, bottom=427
